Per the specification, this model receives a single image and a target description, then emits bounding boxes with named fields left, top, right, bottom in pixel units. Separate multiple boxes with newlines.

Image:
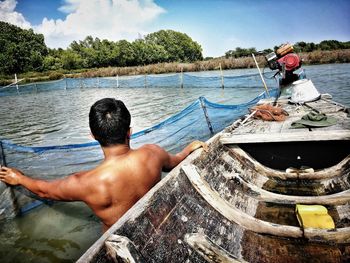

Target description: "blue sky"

left=1, top=0, right=349, bottom=57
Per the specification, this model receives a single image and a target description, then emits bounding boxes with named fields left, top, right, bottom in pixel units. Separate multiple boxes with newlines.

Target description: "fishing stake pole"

left=0, top=141, right=7, bottom=166
left=252, top=53, right=270, bottom=97
left=199, top=97, right=214, bottom=135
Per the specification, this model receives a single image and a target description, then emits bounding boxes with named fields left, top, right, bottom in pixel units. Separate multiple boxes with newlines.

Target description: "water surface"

left=0, top=64, right=349, bottom=262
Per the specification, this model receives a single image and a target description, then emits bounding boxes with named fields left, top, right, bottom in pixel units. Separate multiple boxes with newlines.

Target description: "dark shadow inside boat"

left=239, top=140, right=350, bottom=171
left=225, top=145, right=350, bottom=196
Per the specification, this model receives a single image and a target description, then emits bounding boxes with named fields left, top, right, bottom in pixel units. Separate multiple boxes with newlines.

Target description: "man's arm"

left=0, top=165, right=85, bottom=201
left=161, top=140, right=208, bottom=171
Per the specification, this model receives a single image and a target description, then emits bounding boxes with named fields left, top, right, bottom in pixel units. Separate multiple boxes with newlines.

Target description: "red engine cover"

left=277, top=53, right=300, bottom=71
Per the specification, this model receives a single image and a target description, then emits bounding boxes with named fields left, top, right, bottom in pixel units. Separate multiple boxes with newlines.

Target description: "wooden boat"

left=78, top=90, right=350, bottom=262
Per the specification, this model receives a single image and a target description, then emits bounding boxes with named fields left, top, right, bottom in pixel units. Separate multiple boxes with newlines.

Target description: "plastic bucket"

left=290, top=79, right=320, bottom=103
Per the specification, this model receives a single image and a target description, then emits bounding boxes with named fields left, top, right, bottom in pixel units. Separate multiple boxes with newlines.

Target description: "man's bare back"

left=0, top=98, right=207, bottom=231
left=71, top=143, right=195, bottom=230
left=0, top=98, right=207, bottom=230
left=0, top=141, right=206, bottom=231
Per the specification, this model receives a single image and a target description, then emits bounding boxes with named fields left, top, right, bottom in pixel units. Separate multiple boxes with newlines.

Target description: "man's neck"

left=102, top=143, right=131, bottom=160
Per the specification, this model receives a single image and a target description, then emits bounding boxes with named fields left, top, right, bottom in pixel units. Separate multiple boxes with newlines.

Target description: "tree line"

left=0, top=22, right=203, bottom=75
left=0, top=22, right=48, bottom=74
left=225, top=40, right=350, bottom=58
left=1, top=21, right=349, bottom=76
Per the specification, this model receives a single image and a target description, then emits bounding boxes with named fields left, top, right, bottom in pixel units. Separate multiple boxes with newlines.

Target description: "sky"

left=0, top=0, right=349, bottom=57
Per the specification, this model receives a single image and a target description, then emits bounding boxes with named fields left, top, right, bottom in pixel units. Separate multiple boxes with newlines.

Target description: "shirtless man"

left=0, top=98, right=207, bottom=231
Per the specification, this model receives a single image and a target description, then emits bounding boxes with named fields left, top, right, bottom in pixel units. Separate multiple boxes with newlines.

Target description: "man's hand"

left=189, top=140, right=209, bottom=153
left=160, top=140, right=209, bottom=172
left=0, top=165, right=23, bottom=185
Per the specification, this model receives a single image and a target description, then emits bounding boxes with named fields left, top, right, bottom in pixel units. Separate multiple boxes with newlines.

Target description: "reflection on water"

left=0, top=202, right=100, bottom=263
left=0, top=64, right=349, bottom=262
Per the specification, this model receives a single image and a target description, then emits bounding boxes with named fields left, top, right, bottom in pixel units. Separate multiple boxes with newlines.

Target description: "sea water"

left=0, top=64, right=349, bottom=262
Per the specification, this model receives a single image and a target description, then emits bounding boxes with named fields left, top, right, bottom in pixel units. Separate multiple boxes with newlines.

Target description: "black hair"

left=89, top=98, right=131, bottom=147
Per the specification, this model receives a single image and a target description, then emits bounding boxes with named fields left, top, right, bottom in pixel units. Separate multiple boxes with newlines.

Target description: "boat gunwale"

left=77, top=131, right=219, bottom=262
left=220, top=129, right=350, bottom=144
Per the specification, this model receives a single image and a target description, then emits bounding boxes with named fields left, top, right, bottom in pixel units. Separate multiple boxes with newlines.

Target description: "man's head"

left=89, top=98, right=131, bottom=147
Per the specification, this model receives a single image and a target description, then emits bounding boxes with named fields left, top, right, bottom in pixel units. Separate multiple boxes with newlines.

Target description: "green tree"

left=225, top=47, right=257, bottom=58
left=294, top=42, right=316, bottom=52
left=0, top=21, right=48, bottom=74
left=132, top=39, right=168, bottom=65
left=61, top=50, right=84, bottom=70
left=318, top=40, right=341, bottom=51
left=145, top=30, right=203, bottom=62
left=114, top=40, right=135, bottom=66
left=43, top=55, right=62, bottom=71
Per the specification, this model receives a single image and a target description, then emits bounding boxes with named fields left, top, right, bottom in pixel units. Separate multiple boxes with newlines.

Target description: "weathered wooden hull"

left=79, top=95, right=350, bottom=263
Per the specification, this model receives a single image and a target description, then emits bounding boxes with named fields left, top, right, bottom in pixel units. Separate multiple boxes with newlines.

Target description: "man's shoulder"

left=137, top=144, right=168, bottom=158
left=139, top=144, right=163, bottom=151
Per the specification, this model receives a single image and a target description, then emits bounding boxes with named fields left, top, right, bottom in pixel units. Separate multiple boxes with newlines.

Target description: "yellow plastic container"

left=296, top=204, right=335, bottom=229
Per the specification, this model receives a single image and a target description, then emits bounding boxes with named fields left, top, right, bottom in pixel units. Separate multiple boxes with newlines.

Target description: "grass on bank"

left=1, top=49, right=350, bottom=86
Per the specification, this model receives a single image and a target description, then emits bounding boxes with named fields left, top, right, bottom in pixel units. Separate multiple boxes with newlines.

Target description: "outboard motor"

left=265, top=43, right=302, bottom=86
left=265, top=43, right=320, bottom=103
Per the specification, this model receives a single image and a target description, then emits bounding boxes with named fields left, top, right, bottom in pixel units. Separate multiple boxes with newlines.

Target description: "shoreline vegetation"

left=2, top=49, right=349, bottom=86
left=1, top=21, right=349, bottom=86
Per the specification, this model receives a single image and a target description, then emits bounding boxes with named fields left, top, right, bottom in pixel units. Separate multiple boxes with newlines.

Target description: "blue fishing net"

left=0, top=91, right=277, bottom=178
left=0, top=72, right=278, bottom=215
left=0, top=71, right=276, bottom=95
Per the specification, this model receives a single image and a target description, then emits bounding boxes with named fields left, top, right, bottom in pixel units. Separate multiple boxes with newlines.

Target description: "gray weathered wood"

left=78, top=93, right=350, bottom=263
left=182, top=164, right=303, bottom=238
left=213, top=162, right=350, bottom=205
left=184, top=233, right=246, bottom=263
left=220, top=130, right=350, bottom=144
left=105, top=234, right=145, bottom=263
left=305, top=227, right=350, bottom=244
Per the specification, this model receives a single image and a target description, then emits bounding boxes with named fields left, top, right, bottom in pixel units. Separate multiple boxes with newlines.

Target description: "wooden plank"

left=105, top=235, right=146, bottom=263
left=182, top=164, right=304, bottom=238
left=222, top=164, right=350, bottom=205
left=184, top=164, right=350, bottom=244
left=184, top=233, right=246, bottom=263
left=220, top=130, right=350, bottom=144
left=305, top=227, right=350, bottom=244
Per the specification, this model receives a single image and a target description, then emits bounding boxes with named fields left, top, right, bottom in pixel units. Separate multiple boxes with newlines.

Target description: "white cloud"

left=0, top=0, right=165, bottom=48
left=36, top=0, right=166, bottom=48
left=0, top=0, right=31, bottom=29
left=58, top=0, right=81, bottom=14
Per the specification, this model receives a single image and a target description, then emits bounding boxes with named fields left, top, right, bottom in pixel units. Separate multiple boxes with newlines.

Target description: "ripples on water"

left=0, top=85, right=265, bottom=146
left=0, top=64, right=349, bottom=262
